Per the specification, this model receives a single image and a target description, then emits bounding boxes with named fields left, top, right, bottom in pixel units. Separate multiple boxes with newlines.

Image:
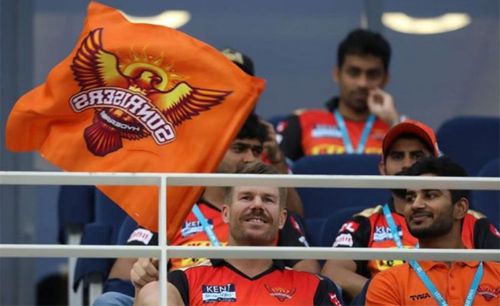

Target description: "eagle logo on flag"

left=69, top=28, right=231, bottom=156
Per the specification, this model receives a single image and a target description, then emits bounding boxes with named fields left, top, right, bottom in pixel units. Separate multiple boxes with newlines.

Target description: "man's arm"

left=276, top=114, right=304, bottom=162
left=320, top=216, right=371, bottom=300
left=279, top=213, right=320, bottom=273
left=260, top=119, right=304, bottom=217
left=321, top=259, right=368, bottom=300
left=365, top=270, right=400, bottom=306
left=133, top=281, right=185, bottom=306
left=131, top=257, right=159, bottom=289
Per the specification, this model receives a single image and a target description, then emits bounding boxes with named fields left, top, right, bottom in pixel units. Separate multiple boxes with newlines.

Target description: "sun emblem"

left=69, top=28, right=231, bottom=156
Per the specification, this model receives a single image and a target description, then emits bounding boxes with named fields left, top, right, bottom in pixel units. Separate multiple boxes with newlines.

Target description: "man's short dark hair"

left=237, top=112, right=268, bottom=144
left=398, top=156, right=469, bottom=203
left=224, top=162, right=287, bottom=208
left=337, top=28, right=391, bottom=72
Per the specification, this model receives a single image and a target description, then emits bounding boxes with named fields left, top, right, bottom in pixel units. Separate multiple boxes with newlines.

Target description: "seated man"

left=135, top=162, right=344, bottom=306
left=367, top=156, right=500, bottom=305
left=278, top=29, right=402, bottom=161
left=93, top=114, right=318, bottom=305
left=321, top=120, right=499, bottom=302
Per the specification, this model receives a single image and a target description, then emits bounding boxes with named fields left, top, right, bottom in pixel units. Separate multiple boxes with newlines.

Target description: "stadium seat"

left=73, top=188, right=128, bottom=305
left=471, top=158, right=500, bottom=228
left=292, top=155, right=389, bottom=219
left=437, top=116, right=500, bottom=176
left=320, top=206, right=366, bottom=247
left=57, top=185, right=95, bottom=305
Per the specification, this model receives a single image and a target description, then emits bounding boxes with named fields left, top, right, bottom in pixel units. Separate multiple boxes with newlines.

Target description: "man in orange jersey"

left=278, top=29, right=402, bottom=161
left=321, top=120, right=499, bottom=303
left=366, top=156, right=500, bottom=305
left=135, top=162, right=343, bottom=306
left=92, top=113, right=318, bottom=306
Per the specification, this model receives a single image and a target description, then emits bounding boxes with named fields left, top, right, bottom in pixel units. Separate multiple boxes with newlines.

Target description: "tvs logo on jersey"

left=202, top=283, right=236, bottom=303
left=477, top=284, right=500, bottom=302
left=70, top=28, right=230, bottom=156
left=264, top=284, right=296, bottom=302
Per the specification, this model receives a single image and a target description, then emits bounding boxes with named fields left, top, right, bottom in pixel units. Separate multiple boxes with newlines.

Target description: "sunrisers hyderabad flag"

left=5, top=2, right=265, bottom=240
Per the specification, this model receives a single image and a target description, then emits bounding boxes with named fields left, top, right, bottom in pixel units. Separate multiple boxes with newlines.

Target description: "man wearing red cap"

left=320, top=119, right=498, bottom=302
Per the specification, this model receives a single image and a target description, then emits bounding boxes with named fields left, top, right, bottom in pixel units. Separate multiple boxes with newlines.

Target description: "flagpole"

left=158, top=176, right=168, bottom=305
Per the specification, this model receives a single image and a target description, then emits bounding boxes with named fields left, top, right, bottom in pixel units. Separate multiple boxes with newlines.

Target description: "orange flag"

left=5, top=1, right=265, bottom=240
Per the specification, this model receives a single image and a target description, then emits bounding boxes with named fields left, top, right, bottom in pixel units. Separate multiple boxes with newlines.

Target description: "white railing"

left=1, top=171, right=499, bottom=305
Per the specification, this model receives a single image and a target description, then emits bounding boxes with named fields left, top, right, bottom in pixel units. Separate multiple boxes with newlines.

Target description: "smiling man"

left=366, top=156, right=500, bottom=305
left=134, top=162, right=343, bottom=306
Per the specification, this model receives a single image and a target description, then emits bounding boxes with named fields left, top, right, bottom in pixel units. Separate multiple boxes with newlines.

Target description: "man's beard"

left=408, top=214, right=453, bottom=239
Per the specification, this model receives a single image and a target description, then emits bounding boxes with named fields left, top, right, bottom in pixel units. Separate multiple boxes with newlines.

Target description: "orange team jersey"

left=366, top=261, right=500, bottom=305
left=277, top=108, right=389, bottom=161
left=168, top=259, right=344, bottom=305
left=332, top=203, right=500, bottom=277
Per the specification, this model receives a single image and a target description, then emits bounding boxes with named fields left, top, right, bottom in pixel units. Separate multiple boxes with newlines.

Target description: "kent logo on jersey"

left=202, top=283, right=237, bottom=303
left=373, top=226, right=403, bottom=242
left=181, top=219, right=214, bottom=238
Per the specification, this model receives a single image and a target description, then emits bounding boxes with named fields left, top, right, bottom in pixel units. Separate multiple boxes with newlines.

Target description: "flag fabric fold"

left=5, top=1, right=265, bottom=240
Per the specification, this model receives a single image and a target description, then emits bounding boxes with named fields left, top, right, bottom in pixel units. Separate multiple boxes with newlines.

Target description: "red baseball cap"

left=382, top=119, right=440, bottom=158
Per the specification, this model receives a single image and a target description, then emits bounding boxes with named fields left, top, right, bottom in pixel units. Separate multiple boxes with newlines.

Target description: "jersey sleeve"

left=125, top=226, right=158, bottom=246
left=330, top=215, right=370, bottom=248
left=277, top=114, right=304, bottom=161
left=473, top=218, right=500, bottom=249
left=168, top=270, right=189, bottom=306
left=278, top=213, right=309, bottom=267
left=313, top=276, right=345, bottom=305
left=365, top=270, right=401, bottom=306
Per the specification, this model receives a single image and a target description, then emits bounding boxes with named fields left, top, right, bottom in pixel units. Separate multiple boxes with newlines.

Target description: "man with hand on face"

left=278, top=29, right=402, bottom=161
left=135, top=162, right=344, bottom=306
left=366, top=157, right=500, bottom=305
left=321, top=120, right=499, bottom=302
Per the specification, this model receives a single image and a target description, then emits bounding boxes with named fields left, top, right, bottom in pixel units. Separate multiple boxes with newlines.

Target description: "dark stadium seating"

left=292, top=154, right=389, bottom=246
left=320, top=206, right=367, bottom=247
left=437, top=116, right=500, bottom=176
left=471, top=158, right=500, bottom=228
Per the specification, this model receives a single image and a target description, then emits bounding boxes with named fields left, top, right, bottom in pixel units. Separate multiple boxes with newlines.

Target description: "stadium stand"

left=471, top=158, right=500, bottom=228
left=437, top=116, right=500, bottom=176
left=292, top=154, right=389, bottom=246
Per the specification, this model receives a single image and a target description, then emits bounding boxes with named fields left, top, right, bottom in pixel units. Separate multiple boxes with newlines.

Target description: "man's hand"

left=260, top=119, right=284, bottom=165
left=367, top=88, right=400, bottom=126
left=131, top=257, right=159, bottom=289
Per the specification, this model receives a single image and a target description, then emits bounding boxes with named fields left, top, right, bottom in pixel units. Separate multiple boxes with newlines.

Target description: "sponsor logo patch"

left=202, top=283, right=236, bottom=303
left=264, top=284, right=296, bottom=302
left=328, top=293, right=342, bottom=306
left=311, top=125, right=342, bottom=138
left=478, top=284, right=500, bottom=302
left=489, top=224, right=500, bottom=238
left=373, top=226, right=402, bottom=242
left=180, top=219, right=214, bottom=238
left=333, top=233, right=353, bottom=247
left=339, top=221, right=359, bottom=233
left=127, top=228, right=154, bottom=245
left=410, top=293, right=431, bottom=301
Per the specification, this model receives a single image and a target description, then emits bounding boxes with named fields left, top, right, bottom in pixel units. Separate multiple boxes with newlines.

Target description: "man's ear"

left=381, top=72, right=390, bottom=88
left=221, top=204, right=230, bottom=224
left=332, top=66, right=340, bottom=84
left=453, top=197, right=469, bottom=220
left=378, top=160, right=387, bottom=175
left=278, top=209, right=287, bottom=230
